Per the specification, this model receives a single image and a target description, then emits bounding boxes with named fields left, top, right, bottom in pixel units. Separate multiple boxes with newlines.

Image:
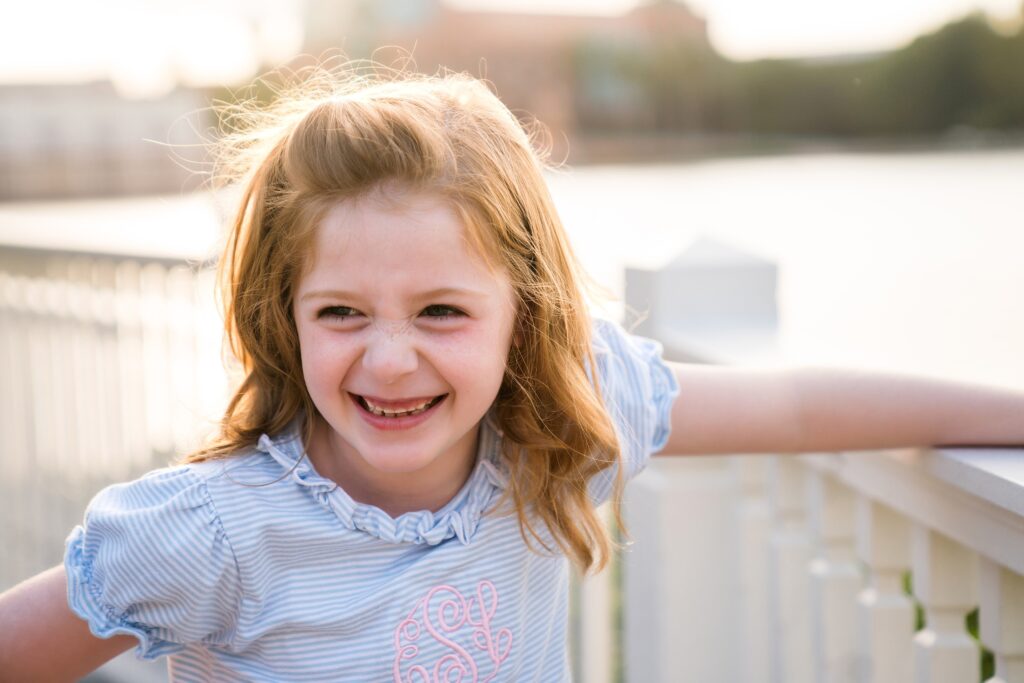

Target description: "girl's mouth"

left=350, top=393, right=447, bottom=419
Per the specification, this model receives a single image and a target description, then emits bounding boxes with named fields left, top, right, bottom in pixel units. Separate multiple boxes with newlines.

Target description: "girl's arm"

left=657, top=362, right=1024, bottom=456
left=0, top=566, right=135, bottom=682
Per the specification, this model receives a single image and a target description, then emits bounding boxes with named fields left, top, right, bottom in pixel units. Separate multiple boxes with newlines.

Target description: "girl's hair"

left=185, top=60, right=623, bottom=574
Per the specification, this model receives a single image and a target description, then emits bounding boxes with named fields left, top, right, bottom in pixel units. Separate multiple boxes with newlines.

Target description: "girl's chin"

left=347, top=434, right=477, bottom=476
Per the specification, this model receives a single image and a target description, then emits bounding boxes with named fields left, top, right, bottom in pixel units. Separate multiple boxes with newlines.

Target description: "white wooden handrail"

left=565, top=238, right=1024, bottom=682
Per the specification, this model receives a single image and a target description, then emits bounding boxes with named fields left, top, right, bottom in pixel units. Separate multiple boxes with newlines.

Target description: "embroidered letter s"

left=393, top=580, right=513, bottom=683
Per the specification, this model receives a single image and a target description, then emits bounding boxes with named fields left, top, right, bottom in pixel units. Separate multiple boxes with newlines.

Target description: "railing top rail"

left=0, top=242, right=214, bottom=269
left=804, top=446, right=1024, bottom=574
left=644, top=311, right=1024, bottom=573
left=0, top=191, right=228, bottom=264
left=929, top=446, right=1024, bottom=517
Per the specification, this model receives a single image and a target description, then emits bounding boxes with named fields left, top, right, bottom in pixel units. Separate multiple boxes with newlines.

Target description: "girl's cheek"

left=439, top=342, right=512, bottom=388
left=301, top=332, right=357, bottom=372
left=432, top=328, right=510, bottom=362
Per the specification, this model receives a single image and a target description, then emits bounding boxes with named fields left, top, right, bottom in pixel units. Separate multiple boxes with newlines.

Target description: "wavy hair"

left=186, top=60, right=624, bottom=574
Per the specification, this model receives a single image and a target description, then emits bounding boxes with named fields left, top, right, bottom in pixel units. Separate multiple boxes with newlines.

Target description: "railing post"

left=979, top=557, right=1024, bottom=683
left=623, top=457, right=741, bottom=682
left=912, top=526, right=978, bottom=683
left=623, top=236, right=778, bottom=683
left=856, top=497, right=914, bottom=683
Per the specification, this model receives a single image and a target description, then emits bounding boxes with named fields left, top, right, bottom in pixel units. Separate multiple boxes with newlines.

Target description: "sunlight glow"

left=1, top=0, right=1020, bottom=97
left=0, top=0, right=303, bottom=98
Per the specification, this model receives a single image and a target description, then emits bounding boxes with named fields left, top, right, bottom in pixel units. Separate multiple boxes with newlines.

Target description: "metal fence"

left=0, top=244, right=224, bottom=590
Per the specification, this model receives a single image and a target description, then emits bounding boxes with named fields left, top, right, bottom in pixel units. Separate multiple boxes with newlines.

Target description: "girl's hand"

left=0, top=566, right=135, bottom=682
left=657, top=362, right=1024, bottom=456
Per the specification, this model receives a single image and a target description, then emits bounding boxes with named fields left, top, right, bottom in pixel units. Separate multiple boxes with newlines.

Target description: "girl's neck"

left=305, top=419, right=480, bottom=518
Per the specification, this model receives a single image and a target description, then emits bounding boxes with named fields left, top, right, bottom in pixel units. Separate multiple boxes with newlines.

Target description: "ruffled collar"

left=254, top=414, right=509, bottom=546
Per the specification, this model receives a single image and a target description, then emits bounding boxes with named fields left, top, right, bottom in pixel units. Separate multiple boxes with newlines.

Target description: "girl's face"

left=292, top=189, right=517, bottom=504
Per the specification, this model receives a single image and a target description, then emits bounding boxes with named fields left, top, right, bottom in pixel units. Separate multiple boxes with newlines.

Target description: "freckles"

left=434, top=327, right=507, bottom=356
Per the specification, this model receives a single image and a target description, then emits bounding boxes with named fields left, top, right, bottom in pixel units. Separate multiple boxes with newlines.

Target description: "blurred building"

left=303, top=0, right=708, bottom=149
left=0, top=83, right=208, bottom=201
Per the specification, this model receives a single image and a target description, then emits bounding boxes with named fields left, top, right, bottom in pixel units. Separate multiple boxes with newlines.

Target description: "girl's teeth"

left=364, top=397, right=436, bottom=417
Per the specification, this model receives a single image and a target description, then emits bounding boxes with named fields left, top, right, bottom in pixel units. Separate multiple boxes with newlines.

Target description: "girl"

left=1, top=64, right=1022, bottom=682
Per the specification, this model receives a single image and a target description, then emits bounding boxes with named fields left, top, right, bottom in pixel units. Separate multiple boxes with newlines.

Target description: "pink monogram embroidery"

left=392, top=580, right=513, bottom=683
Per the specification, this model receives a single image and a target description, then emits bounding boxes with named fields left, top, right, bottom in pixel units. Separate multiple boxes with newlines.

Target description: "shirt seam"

left=187, top=465, right=249, bottom=649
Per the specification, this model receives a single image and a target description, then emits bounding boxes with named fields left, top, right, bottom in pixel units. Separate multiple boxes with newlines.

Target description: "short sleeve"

left=588, top=318, right=680, bottom=504
left=64, top=466, right=243, bottom=659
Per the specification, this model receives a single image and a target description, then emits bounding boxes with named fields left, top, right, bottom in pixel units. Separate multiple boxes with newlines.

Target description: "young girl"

left=1, top=64, right=1022, bottom=682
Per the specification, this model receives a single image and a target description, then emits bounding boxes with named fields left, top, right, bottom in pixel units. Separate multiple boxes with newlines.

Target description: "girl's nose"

left=361, top=334, right=419, bottom=383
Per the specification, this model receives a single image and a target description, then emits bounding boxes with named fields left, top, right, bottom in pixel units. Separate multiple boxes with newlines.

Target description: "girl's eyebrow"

left=298, top=286, right=489, bottom=302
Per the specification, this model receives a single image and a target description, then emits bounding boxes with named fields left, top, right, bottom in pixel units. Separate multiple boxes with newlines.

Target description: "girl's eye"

left=420, top=305, right=464, bottom=320
left=317, top=306, right=360, bottom=320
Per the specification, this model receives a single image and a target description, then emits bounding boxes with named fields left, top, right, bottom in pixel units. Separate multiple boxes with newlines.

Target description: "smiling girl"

left=293, top=189, right=519, bottom=516
left=0, top=64, right=1022, bottom=682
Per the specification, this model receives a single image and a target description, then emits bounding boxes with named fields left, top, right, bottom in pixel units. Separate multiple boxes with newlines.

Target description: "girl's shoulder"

left=586, top=317, right=681, bottom=500
left=589, top=317, right=678, bottom=401
left=65, top=458, right=256, bottom=659
left=67, top=438, right=293, bottom=591
left=116, top=422, right=308, bottom=496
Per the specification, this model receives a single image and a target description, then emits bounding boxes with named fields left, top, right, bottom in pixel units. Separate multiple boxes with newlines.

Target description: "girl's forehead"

left=307, top=190, right=503, bottom=273
left=297, top=190, right=513, bottom=297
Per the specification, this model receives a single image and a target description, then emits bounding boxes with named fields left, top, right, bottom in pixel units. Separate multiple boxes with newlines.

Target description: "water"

left=548, top=148, right=1024, bottom=389
left=2, top=147, right=1021, bottom=387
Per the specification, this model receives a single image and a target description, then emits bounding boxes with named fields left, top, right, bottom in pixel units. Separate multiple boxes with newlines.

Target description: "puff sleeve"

left=63, top=466, right=243, bottom=659
left=588, top=318, right=680, bottom=504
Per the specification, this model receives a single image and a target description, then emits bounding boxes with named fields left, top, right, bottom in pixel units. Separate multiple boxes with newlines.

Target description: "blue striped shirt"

left=64, top=319, right=678, bottom=682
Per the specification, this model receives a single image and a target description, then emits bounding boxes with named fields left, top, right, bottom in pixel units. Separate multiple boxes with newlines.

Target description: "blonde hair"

left=187, top=61, right=624, bottom=574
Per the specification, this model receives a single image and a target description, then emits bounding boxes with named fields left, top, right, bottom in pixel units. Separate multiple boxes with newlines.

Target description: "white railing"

left=578, top=446, right=1024, bottom=683
left=570, top=239, right=1024, bottom=682
left=0, top=243, right=223, bottom=591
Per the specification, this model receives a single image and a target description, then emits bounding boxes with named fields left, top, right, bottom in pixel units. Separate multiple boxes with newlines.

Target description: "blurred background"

left=1, top=0, right=1023, bottom=679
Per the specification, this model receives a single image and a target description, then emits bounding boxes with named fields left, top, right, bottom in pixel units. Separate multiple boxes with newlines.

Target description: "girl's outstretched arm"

left=0, top=565, right=135, bottom=682
left=657, top=362, right=1024, bottom=456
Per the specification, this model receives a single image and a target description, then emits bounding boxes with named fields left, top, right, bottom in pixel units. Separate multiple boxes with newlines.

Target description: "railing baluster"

left=808, top=466, right=861, bottom=682
left=26, top=276, right=55, bottom=572
left=114, top=260, right=147, bottom=476
left=48, top=264, right=77, bottom=561
left=12, top=275, right=36, bottom=581
left=0, top=273, right=29, bottom=586
left=979, top=557, right=1024, bottom=683
left=68, top=259, right=96, bottom=474
left=856, top=497, right=914, bottom=683
left=89, top=259, right=118, bottom=476
left=737, top=455, right=772, bottom=682
left=912, top=526, right=979, bottom=682
left=140, top=263, right=171, bottom=459
left=191, top=268, right=226, bottom=429
left=768, top=456, right=814, bottom=683
left=577, top=506, right=613, bottom=683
